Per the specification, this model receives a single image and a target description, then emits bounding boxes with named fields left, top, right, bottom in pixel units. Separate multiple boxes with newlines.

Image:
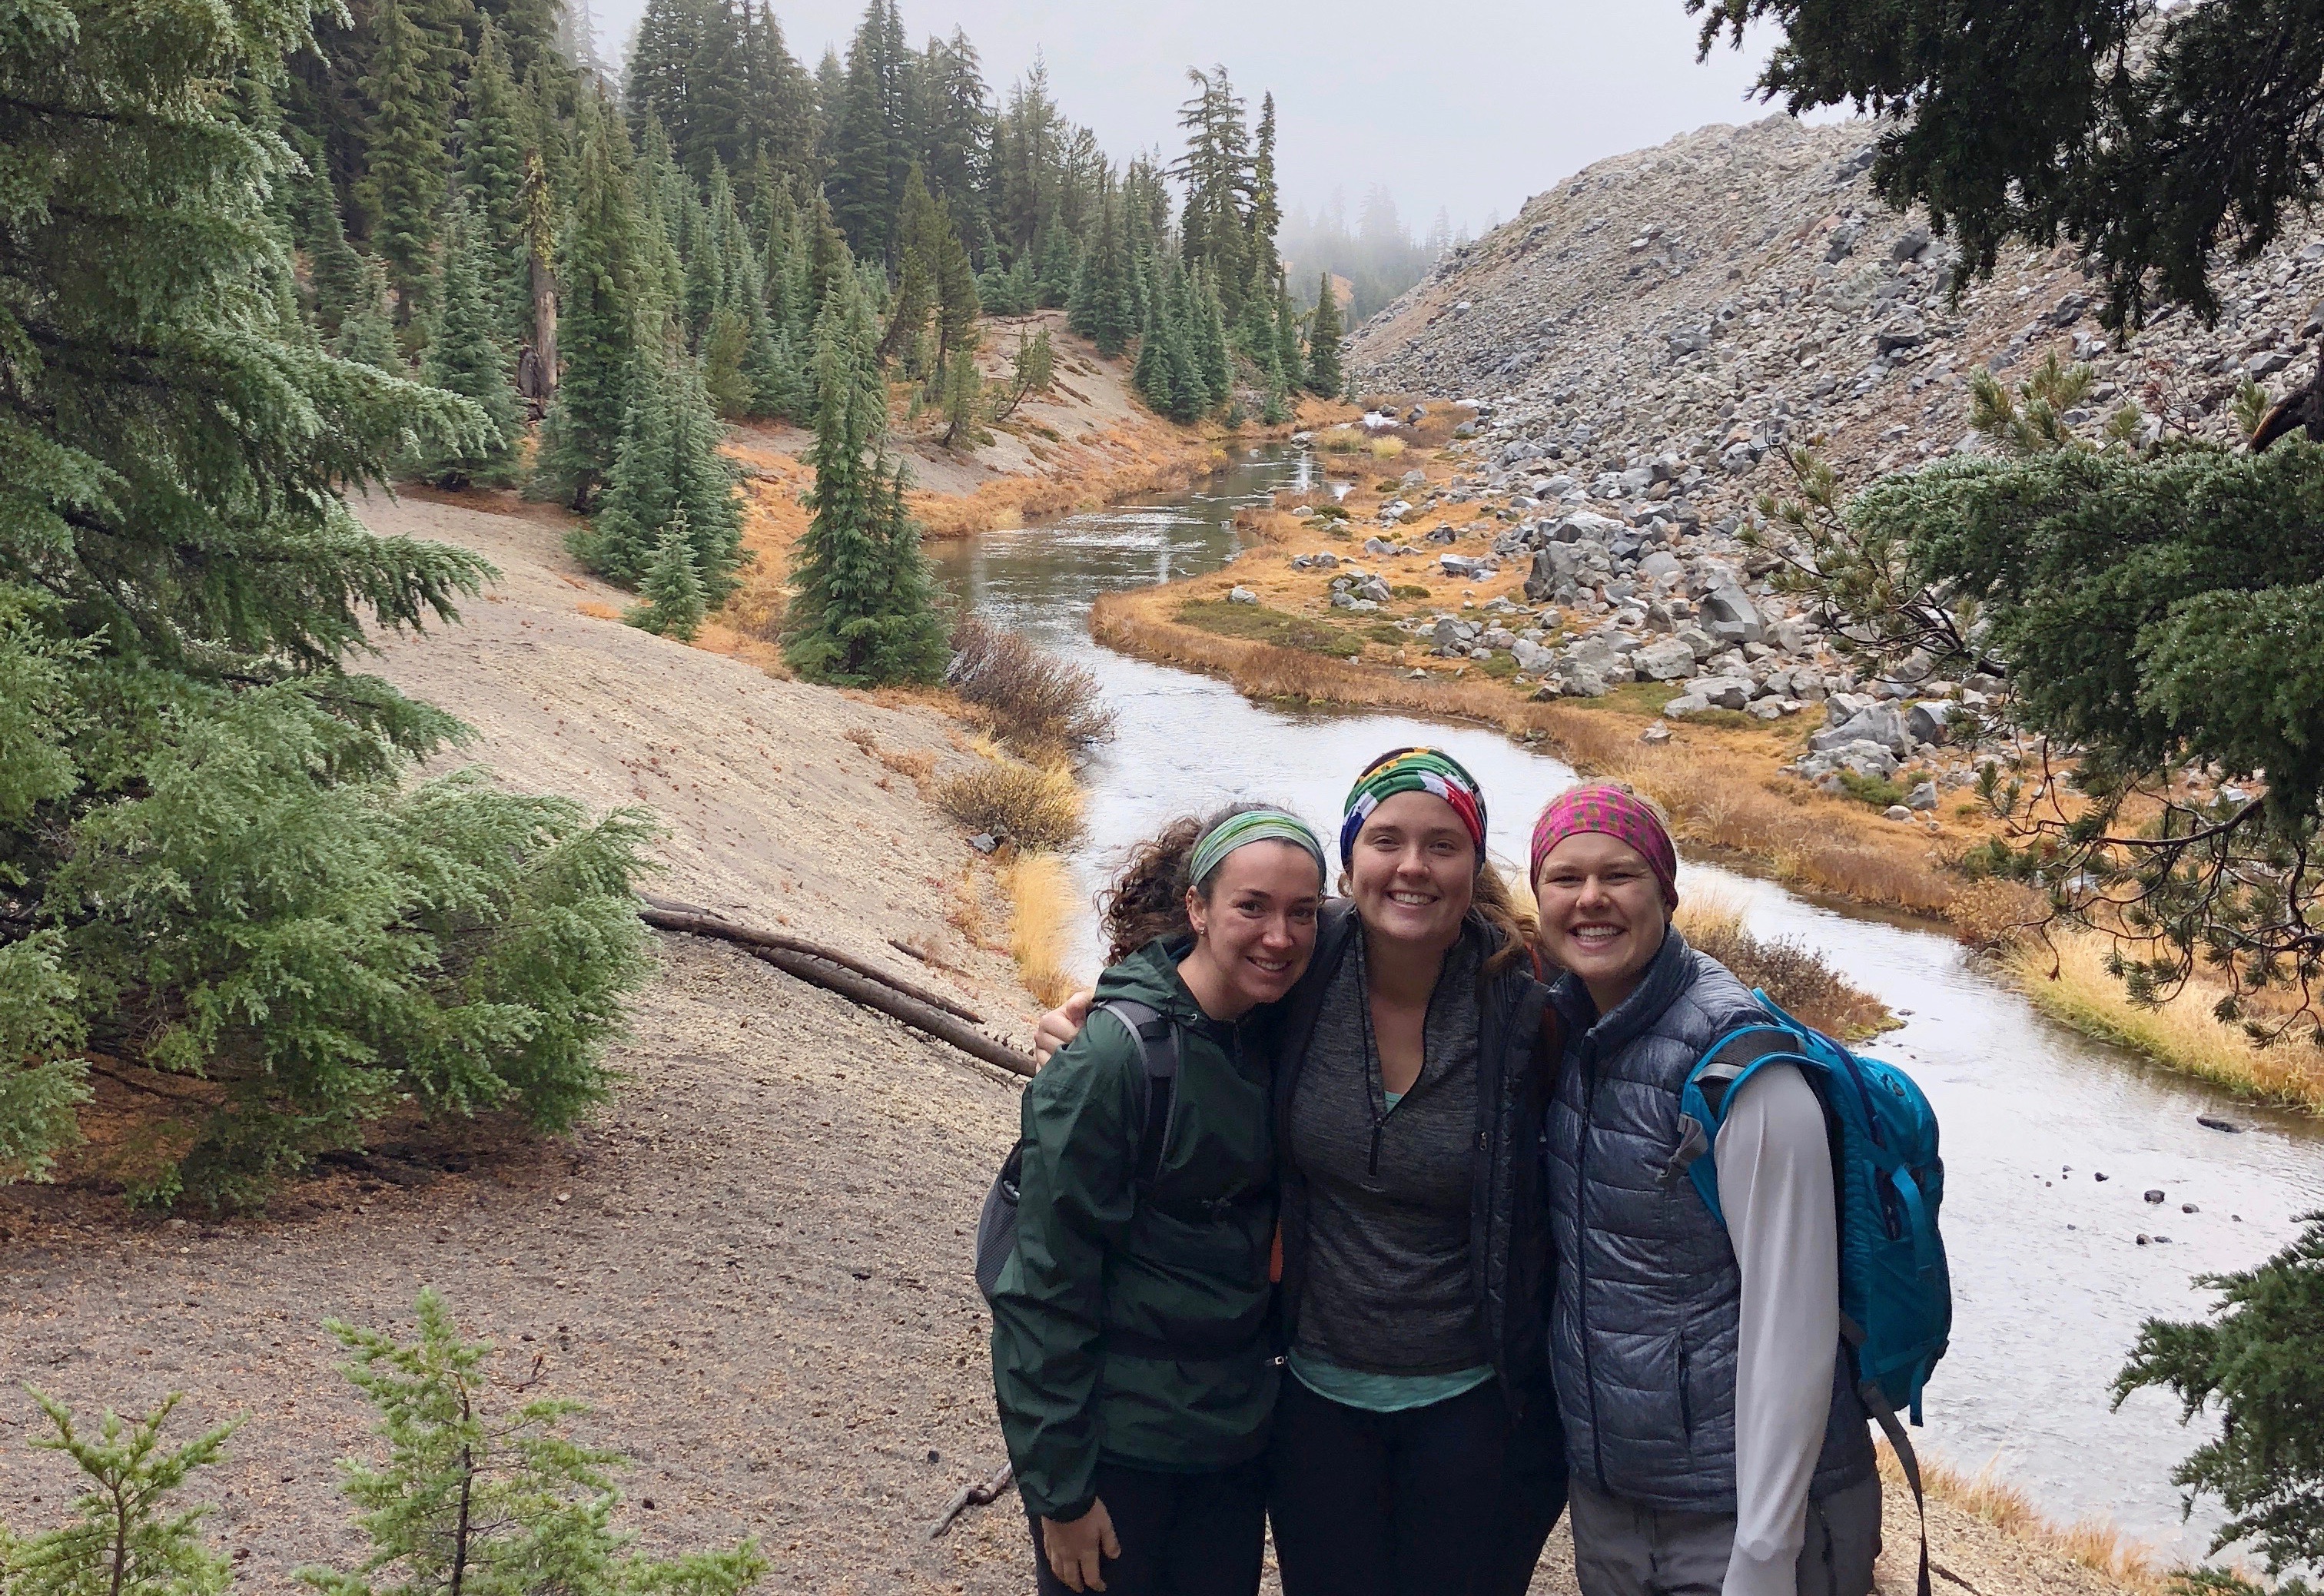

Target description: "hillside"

left=1354, top=113, right=2306, bottom=488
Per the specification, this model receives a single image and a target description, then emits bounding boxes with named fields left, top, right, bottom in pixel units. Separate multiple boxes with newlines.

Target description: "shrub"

left=1391, top=584, right=1432, bottom=599
left=937, top=756, right=1084, bottom=849
left=1835, top=769, right=1909, bottom=809
left=1369, top=436, right=1406, bottom=460
left=1316, top=426, right=1365, bottom=453
left=947, top=617, right=1117, bottom=759
left=1676, top=896, right=1896, bottom=1040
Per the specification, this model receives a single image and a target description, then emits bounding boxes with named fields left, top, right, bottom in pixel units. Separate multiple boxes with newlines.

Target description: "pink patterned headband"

left=1529, top=785, right=1678, bottom=907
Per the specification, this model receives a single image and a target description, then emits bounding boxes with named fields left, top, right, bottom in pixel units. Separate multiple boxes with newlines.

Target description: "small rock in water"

left=2182, top=1203, right=2199, bottom=1214
left=2197, top=1115, right=2243, bottom=1133
left=2154, top=1235, right=2171, bottom=1243
left=2136, top=1234, right=2150, bottom=1246
left=2093, top=1172, right=2108, bottom=1182
left=2143, top=1189, right=2166, bottom=1204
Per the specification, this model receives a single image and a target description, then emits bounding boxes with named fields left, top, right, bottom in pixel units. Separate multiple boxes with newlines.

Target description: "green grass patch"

left=1835, top=770, right=1908, bottom=809
left=1310, top=502, right=1351, bottom=521
left=1177, top=600, right=1363, bottom=659
left=1365, top=623, right=1408, bottom=647
left=1391, top=584, right=1432, bottom=599
left=1474, top=653, right=1519, bottom=679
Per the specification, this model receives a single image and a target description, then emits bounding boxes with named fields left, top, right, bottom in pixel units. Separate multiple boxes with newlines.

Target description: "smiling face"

left=1347, top=789, right=1476, bottom=953
left=1182, top=839, right=1326, bottom=1017
left=1533, top=830, right=1672, bottom=1015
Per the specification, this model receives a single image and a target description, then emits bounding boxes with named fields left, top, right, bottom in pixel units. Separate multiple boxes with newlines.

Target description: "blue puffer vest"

left=1543, top=929, right=1874, bottom=1513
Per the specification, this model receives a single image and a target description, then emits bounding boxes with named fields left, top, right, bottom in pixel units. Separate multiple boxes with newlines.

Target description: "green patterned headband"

left=1188, top=808, right=1328, bottom=893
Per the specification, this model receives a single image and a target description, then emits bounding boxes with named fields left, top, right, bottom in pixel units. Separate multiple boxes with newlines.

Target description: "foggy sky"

left=582, top=0, right=1820, bottom=240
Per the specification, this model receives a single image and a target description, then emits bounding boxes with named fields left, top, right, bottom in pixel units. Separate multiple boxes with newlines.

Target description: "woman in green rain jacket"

left=991, top=804, right=1329, bottom=1596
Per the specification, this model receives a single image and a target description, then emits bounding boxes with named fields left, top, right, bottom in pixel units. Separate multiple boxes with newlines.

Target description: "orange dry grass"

left=911, top=439, right=1227, bottom=537
left=1003, top=851, right=1081, bottom=1007
left=1089, top=590, right=1963, bottom=917
left=1878, top=1445, right=2163, bottom=1594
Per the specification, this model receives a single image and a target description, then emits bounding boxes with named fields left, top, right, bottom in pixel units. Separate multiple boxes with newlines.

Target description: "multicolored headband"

left=1188, top=808, right=1328, bottom=891
left=1339, top=747, right=1489, bottom=868
left=1529, top=784, right=1679, bottom=907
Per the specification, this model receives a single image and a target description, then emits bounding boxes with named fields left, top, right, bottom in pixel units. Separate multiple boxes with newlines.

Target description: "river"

left=931, top=445, right=2324, bottom=1564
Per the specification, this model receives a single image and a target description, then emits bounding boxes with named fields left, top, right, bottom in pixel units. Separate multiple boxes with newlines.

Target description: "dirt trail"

left=0, top=491, right=2143, bottom=1596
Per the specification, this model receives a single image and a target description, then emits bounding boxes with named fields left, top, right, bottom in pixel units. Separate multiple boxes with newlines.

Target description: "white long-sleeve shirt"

left=1714, top=1063, right=1841, bottom=1596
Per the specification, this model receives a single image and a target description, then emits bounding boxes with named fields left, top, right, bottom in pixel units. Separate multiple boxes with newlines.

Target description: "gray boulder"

left=1512, top=639, right=1557, bottom=674
left=1662, top=692, right=1713, bottom=718
left=1699, top=586, right=1767, bottom=645
left=1906, top=780, right=1940, bottom=812
left=1904, top=699, right=1955, bottom=745
left=1227, top=586, right=1258, bottom=605
left=1553, top=510, right=1625, bottom=544
left=1634, top=637, right=1697, bottom=681
left=1635, top=549, right=1684, bottom=581
left=1683, top=675, right=1755, bottom=711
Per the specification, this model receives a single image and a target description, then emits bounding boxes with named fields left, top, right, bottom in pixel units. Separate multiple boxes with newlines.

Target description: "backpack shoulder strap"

left=1665, top=1020, right=1816, bottom=1223
left=1095, top=999, right=1180, bottom=1186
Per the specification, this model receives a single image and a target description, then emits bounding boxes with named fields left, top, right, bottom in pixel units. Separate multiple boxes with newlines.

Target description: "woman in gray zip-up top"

left=1036, top=748, right=1569, bottom=1596
left=1531, top=785, right=1879, bottom=1596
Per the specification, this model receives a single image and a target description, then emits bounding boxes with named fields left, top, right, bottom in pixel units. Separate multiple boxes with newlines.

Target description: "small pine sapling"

left=630, top=514, right=708, bottom=639
left=941, top=343, right=986, bottom=450
left=304, top=1290, right=766, bottom=1596
left=6, top=1392, right=237, bottom=1596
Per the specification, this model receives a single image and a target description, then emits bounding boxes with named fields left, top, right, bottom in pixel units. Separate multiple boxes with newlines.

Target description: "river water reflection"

left=931, top=447, right=2323, bottom=1562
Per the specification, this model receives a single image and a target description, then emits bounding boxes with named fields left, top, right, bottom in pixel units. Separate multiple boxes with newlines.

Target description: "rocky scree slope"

left=1336, top=114, right=2324, bottom=811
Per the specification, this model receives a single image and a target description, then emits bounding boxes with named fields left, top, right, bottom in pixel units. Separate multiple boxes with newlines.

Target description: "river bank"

left=1084, top=427, right=2322, bottom=1116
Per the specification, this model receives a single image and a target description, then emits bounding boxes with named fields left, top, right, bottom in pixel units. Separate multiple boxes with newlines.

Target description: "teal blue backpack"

left=1677, top=991, right=1951, bottom=1596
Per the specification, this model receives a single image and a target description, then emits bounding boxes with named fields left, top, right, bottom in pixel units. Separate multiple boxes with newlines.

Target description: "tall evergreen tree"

left=1070, top=178, right=1134, bottom=357
left=931, top=212, right=980, bottom=377
left=0, top=0, right=652, bottom=1204
left=357, top=0, right=453, bottom=322
left=1035, top=225, right=1080, bottom=310
left=1242, top=90, right=1282, bottom=310
left=459, top=19, right=532, bottom=338
left=335, top=258, right=404, bottom=371
left=737, top=0, right=820, bottom=185
left=1275, top=284, right=1306, bottom=399
left=918, top=29, right=991, bottom=244
left=535, top=97, right=643, bottom=509
left=307, top=197, right=370, bottom=337
left=1189, top=267, right=1229, bottom=406
left=1305, top=269, right=1343, bottom=396
left=879, top=164, right=943, bottom=365
left=825, top=0, right=911, bottom=265
left=1171, top=65, right=1252, bottom=319
left=415, top=194, right=522, bottom=487
left=573, top=341, right=742, bottom=597
left=783, top=274, right=946, bottom=684
left=632, top=512, right=709, bottom=638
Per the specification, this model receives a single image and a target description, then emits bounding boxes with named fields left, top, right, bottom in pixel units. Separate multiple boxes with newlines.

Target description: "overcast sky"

left=583, top=0, right=1819, bottom=237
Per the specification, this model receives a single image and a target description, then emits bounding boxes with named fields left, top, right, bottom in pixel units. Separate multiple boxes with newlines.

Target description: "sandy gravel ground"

left=0, top=492, right=2136, bottom=1596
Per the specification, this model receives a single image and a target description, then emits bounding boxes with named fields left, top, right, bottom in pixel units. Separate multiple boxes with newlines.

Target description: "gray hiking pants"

left=1566, top=1476, right=1881, bottom=1596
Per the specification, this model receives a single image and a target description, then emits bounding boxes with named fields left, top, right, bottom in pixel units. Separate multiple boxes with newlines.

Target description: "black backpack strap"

left=1843, top=1314, right=1932, bottom=1596
left=1096, top=1000, right=1180, bottom=1186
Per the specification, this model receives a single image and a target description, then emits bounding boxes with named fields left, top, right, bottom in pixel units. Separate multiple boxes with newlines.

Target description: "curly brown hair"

left=1100, top=801, right=1316, bottom=964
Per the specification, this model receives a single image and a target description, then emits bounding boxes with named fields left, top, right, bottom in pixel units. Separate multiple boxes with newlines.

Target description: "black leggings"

left=1024, top=1455, right=1267, bottom=1596
left=1269, top=1376, right=1567, bottom=1596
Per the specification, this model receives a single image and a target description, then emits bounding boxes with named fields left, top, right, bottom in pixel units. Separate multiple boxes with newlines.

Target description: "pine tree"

left=1275, top=284, right=1305, bottom=399
left=1305, top=269, right=1343, bottom=396
left=668, top=353, right=745, bottom=600
left=307, top=197, right=370, bottom=337
left=305, top=1290, right=767, bottom=1596
left=1035, top=226, right=1080, bottom=310
left=941, top=341, right=984, bottom=449
left=630, top=513, right=709, bottom=638
left=1, top=0, right=654, bottom=1204
left=355, top=0, right=452, bottom=323
left=1131, top=304, right=1168, bottom=412
left=334, top=259, right=403, bottom=371
left=826, top=0, right=909, bottom=265
left=1242, top=90, right=1282, bottom=312
left=414, top=195, right=521, bottom=487
left=458, top=20, right=531, bottom=340
left=879, top=164, right=942, bottom=366
left=534, top=98, right=643, bottom=509
left=931, top=216, right=980, bottom=375
left=1070, top=180, right=1134, bottom=357
left=571, top=350, right=674, bottom=583
left=1170, top=65, right=1251, bottom=319
left=1190, top=267, right=1230, bottom=403
left=5, top=1393, right=237, bottom=1596
left=783, top=274, right=946, bottom=685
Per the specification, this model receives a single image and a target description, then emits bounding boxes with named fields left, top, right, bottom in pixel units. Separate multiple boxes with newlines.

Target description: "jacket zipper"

left=1575, top=1034, right=1609, bottom=1493
left=1678, top=1339, right=1694, bottom=1438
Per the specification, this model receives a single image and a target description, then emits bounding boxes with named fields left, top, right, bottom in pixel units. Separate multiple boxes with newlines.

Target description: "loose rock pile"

left=1340, top=112, right=2324, bottom=803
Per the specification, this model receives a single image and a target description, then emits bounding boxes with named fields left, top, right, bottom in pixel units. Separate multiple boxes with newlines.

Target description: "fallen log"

left=927, top=1461, right=1015, bottom=1541
left=640, top=898, right=1036, bottom=1078
left=638, top=895, right=984, bottom=1024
